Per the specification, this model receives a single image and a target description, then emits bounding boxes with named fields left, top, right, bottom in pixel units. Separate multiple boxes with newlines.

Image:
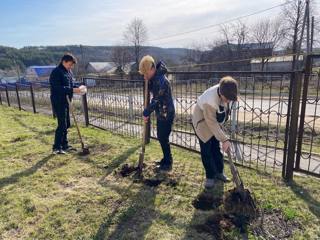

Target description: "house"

left=0, top=76, right=19, bottom=84
left=250, top=55, right=304, bottom=71
left=25, top=65, right=56, bottom=81
left=85, top=62, right=117, bottom=74
left=85, top=62, right=137, bottom=75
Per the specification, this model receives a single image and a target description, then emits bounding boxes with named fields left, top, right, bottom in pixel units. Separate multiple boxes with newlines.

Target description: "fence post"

left=81, top=78, right=89, bottom=126
left=30, top=83, right=37, bottom=113
left=5, top=85, right=10, bottom=106
left=0, top=88, right=2, bottom=105
left=82, top=94, right=89, bottom=126
left=295, top=55, right=313, bottom=170
left=282, top=71, right=302, bottom=181
left=15, top=83, right=21, bottom=111
left=143, top=79, right=151, bottom=144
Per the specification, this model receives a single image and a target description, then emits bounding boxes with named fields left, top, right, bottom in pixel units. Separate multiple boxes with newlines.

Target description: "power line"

left=149, top=1, right=292, bottom=43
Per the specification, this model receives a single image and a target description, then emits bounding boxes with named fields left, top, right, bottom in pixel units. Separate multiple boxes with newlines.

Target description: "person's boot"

left=62, top=145, right=77, bottom=152
left=52, top=148, right=60, bottom=155
left=215, top=173, right=230, bottom=182
left=204, top=178, right=215, bottom=189
left=58, top=149, right=67, bottom=154
left=158, top=163, right=172, bottom=171
left=155, top=158, right=166, bottom=166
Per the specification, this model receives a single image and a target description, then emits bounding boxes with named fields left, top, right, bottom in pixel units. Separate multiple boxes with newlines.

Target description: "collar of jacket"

left=58, top=63, right=68, bottom=72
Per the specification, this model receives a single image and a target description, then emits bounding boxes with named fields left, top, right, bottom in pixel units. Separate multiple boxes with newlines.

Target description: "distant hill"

left=0, top=45, right=190, bottom=72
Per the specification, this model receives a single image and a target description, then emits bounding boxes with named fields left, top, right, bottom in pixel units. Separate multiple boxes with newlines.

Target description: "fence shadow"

left=0, top=155, right=54, bottom=189
left=288, top=180, right=320, bottom=219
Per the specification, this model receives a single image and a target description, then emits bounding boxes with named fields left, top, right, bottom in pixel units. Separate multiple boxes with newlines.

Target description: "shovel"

left=66, top=96, right=90, bottom=155
left=137, top=79, right=149, bottom=177
left=226, top=148, right=257, bottom=215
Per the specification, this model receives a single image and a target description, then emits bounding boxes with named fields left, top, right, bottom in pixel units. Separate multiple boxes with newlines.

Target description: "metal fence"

left=1, top=55, right=319, bottom=179
left=82, top=72, right=296, bottom=175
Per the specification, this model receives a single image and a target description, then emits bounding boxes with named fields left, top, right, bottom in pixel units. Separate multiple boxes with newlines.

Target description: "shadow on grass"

left=0, top=154, right=54, bottom=189
left=94, top=168, right=179, bottom=240
left=181, top=181, right=225, bottom=240
left=97, top=145, right=141, bottom=181
left=288, top=180, right=320, bottom=219
left=12, top=115, right=54, bottom=144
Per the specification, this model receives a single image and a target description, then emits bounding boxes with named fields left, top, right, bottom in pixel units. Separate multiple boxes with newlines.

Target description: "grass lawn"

left=0, top=105, right=319, bottom=240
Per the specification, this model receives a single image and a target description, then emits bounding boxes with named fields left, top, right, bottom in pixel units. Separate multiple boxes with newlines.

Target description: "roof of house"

left=27, top=66, right=56, bottom=77
left=87, top=62, right=117, bottom=73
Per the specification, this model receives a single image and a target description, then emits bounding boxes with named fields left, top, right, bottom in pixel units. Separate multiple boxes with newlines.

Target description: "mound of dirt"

left=118, top=164, right=138, bottom=177
left=192, top=192, right=223, bottom=211
left=195, top=212, right=235, bottom=239
left=143, top=179, right=163, bottom=187
left=165, top=179, right=178, bottom=187
left=251, top=209, right=302, bottom=239
left=224, top=188, right=257, bottom=219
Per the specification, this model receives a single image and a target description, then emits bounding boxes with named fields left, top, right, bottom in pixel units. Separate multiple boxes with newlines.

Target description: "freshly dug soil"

left=118, top=164, right=138, bottom=177
left=251, top=209, right=302, bottom=239
left=224, top=188, right=257, bottom=219
left=192, top=192, right=223, bottom=211
left=194, top=212, right=235, bottom=239
left=143, top=179, right=163, bottom=187
left=165, top=178, right=178, bottom=187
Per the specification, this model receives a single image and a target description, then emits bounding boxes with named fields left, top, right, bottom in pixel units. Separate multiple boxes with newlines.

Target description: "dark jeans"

left=198, top=136, right=224, bottom=179
left=52, top=102, right=70, bottom=150
left=157, top=119, right=173, bottom=165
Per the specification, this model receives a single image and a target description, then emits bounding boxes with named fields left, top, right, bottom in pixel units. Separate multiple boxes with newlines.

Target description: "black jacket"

left=143, top=61, right=175, bottom=121
left=49, top=63, right=78, bottom=105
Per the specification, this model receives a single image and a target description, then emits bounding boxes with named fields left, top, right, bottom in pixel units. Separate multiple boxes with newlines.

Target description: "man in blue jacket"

left=50, top=53, right=82, bottom=154
left=139, top=55, right=175, bottom=171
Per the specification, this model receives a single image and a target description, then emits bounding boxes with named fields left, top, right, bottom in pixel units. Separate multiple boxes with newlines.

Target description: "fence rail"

left=1, top=55, right=320, bottom=179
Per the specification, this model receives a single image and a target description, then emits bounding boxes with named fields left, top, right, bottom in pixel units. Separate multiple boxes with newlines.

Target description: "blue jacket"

left=143, top=61, right=175, bottom=121
left=49, top=63, right=79, bottom=105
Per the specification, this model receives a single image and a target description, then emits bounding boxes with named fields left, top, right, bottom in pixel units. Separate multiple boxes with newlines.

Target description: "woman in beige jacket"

left=192, top=76, right=238, bottom=188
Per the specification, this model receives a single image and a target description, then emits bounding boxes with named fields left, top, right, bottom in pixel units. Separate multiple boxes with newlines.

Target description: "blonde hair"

left=139, top=55, right=155, bottom=75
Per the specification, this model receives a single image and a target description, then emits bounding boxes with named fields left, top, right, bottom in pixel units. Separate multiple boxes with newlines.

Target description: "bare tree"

left=123, top=18, right=148, bottom=71
left=250, top=17, right=286, bottom=70
left=111, top=45, right=132, bottom=71
left=218, top=21, right=250, bottom=69
left=281, top=0, right=319, bottom=54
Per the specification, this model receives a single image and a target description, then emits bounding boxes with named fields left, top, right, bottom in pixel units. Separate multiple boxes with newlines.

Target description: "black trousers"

left=198, top=136, right=224, bottom=179
left=52, top=101, right=70, bottom=150
left=157, top=119, right=173, bottom=164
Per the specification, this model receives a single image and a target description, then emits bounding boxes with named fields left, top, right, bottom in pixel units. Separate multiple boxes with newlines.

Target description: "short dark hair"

left=61, top=53, right=77, bottom=64
left=219, top=76, right=238, bottom=101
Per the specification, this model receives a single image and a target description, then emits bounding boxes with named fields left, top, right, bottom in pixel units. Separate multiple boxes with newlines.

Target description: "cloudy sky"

left=0, top=0, right=314, bottom=48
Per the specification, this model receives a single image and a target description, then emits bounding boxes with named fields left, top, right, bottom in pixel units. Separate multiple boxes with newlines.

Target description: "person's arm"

left=49, top=70, right=73, bottom=95
left=143, top=98, right=159, bottom=117
left=202, top=103, right=229, bottom=142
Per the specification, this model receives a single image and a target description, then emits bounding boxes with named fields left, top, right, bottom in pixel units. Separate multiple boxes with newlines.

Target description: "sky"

left=0, top=0, right=308, bottom=49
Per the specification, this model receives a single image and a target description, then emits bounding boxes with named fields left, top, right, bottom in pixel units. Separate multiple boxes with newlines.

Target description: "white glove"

left=78, top=85, right=87, bottom=95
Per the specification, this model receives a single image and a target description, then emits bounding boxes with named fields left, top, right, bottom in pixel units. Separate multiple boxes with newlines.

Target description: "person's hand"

left=73, top=88, right=81, bottom=94
left=143, top=116, right=149, bottom=123
left=222, top=140, right=231, bottom=153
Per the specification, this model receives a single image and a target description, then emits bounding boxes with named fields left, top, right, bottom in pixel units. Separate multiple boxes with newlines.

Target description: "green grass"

left=0, top=105, right=319, bottom=240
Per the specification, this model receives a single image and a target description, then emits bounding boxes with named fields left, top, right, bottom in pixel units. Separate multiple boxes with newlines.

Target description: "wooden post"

left=15, top=83, right=21, bottom=110
left=30, top=83, right=36, bottom=113
left=283, top=72, right=302, bottom=181
left=5, top=85, right=10, bottom=106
